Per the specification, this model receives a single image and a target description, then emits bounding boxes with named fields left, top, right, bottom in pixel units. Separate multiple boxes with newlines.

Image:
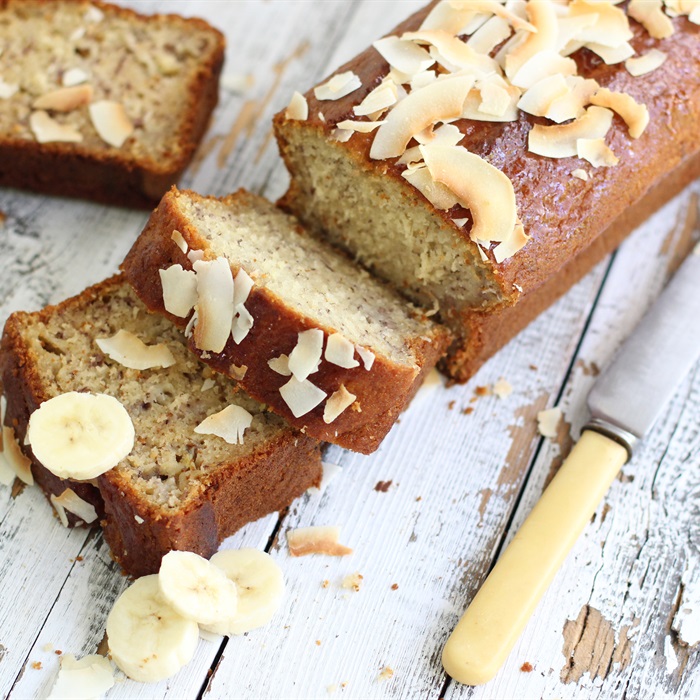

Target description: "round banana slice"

left=202, top=548, right=285, bottom=636
left=27, top=392, right=134, bottom=480
left=158, top=550, right=239, bottom=626
left=106, top=575, right=199, bottom=683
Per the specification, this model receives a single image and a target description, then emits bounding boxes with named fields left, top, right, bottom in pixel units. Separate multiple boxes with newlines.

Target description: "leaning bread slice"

left=122, top=188, right=451, bottom=454
left=0, top=276, right=321, bottom=577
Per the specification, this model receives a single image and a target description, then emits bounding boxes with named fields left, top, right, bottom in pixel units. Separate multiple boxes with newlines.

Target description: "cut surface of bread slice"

left=122, top=188, right=451, bottom=454
left=0, top=276, right=322, bottom=577
left=0, top=0, right=224, bottom=207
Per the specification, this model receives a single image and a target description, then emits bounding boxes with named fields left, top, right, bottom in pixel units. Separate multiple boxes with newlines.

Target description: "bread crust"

left=0, top=0, right=225, bottom=208
left=0, top=276, right=322, bottom=576
left=122, top=188, right=451, bottom=454
left=273, top=0, right=700, bottom=380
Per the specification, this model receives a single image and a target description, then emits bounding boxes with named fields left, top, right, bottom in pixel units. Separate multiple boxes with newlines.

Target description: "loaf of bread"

left=0, top=276, right=322, bottom=577
left=121, top=187, right=451, bottom=454
left=274, top=0, right=700, bottom=381
left=0, top=0, right=224, bottom=208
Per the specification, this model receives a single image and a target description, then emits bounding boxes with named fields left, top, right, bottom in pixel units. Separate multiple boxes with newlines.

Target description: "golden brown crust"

left=0, top=275, right=323, bottom=576
left=0, top=0, right=225, bottom=208
left=121, top=188, right=451, bottom=454
left=274, top=1, right=700, bottom=380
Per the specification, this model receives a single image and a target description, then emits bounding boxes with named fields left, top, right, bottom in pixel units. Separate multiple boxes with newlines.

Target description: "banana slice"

left=158, top=550, right=239, bottom=626
left=202, top=549, right=285, bottom=636
left=27, top=392, right=134, bottom=480
left=106, top=574, right=198, bottom=683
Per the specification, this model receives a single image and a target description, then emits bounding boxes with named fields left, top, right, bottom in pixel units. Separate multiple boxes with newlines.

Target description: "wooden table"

left=1, top=2, right=699, bottom=698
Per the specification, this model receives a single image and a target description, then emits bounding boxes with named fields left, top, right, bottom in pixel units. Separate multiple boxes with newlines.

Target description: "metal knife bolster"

left=585, top=247, right=700, bottom=460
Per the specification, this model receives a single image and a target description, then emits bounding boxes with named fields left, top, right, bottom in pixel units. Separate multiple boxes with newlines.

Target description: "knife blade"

left=442, top=243, right=700, bottom=686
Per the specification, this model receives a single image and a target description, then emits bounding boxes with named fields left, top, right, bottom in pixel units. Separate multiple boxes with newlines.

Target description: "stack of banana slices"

left=106, top=548, right=285, bottom=682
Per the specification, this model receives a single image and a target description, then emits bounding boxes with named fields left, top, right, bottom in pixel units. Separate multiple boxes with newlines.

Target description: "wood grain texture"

left=0, top=2, right=698, bottom=699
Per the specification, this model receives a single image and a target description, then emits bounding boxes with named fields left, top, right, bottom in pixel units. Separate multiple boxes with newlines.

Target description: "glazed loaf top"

left=275, top=0, right=700, bottom=316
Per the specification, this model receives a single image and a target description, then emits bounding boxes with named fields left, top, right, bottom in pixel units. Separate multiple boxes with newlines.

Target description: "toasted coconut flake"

left=370, top=74, right=475, bottom=159
left=323, top=385, right=357, bottom=424
left=410, top=70, right=438, bottom=91
left=517, top=74, right=569, bottom=118
left=462, top=86, right=519, bottom=122
left=331, top=128, right=353, bottom=143
left=402, top=165, right=460, bottom=210
left=314, top=71, right=362, bottom=101
left=590, top=88, right=648, bottom=138
left=287, top=525, right=353, bottom=557
left=3, top=426, right=33, bottom=485
left=46, top=654, right=114, bottom=700
left=30, top=110, right=82, bottom=143
left=194, top=404, right=254, bottom=445
left=493, top=220, right=529, bottom=263
left=62, top=68, right=90, bottom=87
left=555, top=12, right=599, bottom=52
left=160, top=264, right=197, bottom=318
left=420, top=143, right=517, bottom=244
left=537, top=406, right=562, bottom=438
left=492, top=378, right=513, bottom=399
left=625, top=49, right=668, bottom=76
left=577, top=138, right=619, bottom=167
left=33, top=84, right=93, bottom=112
left=373, top=36, right=434, bottom=76
left=568, top=0, right=633, bottom=47
left=478, top=80, right=513, bottom=117
left=96, top=330, right=175, bottom=370
left=279, top=377, right=327, bottom=418
left=546, top=76, right=599, bottom=123
left=171, top=230, right=188, bottom=253
left=628, top=0, right=675, bottom=38
left=285, top=91, right=308, bottom=121
left=268, top=354, right=292, bottom=376
left=586, top=41, right=635, bottom=65
left=353, top=81, right=397, bottom=117
left=325, top=333, right=360, bottom=369
left=50, top=494, right=70, bottom=527
left=403, top=29, right=500, bottom=74
left=336, top=119, right=385, bottom=133
left=52, top=488, right=98, bottom=524
left=231, top=303, right=254, bottom=345
left=0, top=79, right=18, bottom=99
left=528, top=106, right=614, bottom=158
left=467, top=14, right=512, bottom=54
left=88, top=100, right=133, bottom=147
left=233, top=268, right=254, bottom=308
left=509, top=50, right=577, bottom=89
left=355, top=345, right=375, bottom=371
left=504, top=0, right=559, bottom=78
left=288, top=329, right=324, bottom=381
left=572, top=168, right=589, bottom=181
left=193, top=257, right=234, bottom=354
left=342, top=572, right=364, bottom=591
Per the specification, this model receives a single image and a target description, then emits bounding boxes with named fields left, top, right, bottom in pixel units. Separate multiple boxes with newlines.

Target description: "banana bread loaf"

left=0, top=0, right=224, bottom=208
left=0, top=276, right=322, bottom=577
left=121, top=188, right=451, bottom=454
left=273, top=0, right=700, bottom=381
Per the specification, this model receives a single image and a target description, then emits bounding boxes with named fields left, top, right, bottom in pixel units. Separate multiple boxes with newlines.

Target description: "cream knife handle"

left=442, top=430, right=629, bottom=686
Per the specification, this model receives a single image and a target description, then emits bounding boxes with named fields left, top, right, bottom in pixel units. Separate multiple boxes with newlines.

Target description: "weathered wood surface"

left=0, top=2, right=699, bottom=699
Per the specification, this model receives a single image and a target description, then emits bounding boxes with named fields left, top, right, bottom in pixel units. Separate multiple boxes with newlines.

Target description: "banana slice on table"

left=159, top=550, right=239, bottom=626
left=106, top=575, right=199, bottom=683
left=202, top=548, right=285, bottom=636
left=27, top=392, right=134, bottom=480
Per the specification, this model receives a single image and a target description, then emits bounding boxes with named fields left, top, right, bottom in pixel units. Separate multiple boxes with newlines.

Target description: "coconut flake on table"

left=314, top=71, right=362, bottom=101
left=46, top=653, right=115, bottom=700
left=288, top=329, right=324, bottom=381
left=492, top=378, right=513, bottom=399
left=537, top=407, right=562, bottom=438
left=50, top=488, right=98, bottom=526
left=2, top=426, right=33, bottom=485
left=323, top=385, right=357, bottom=424
left=194, top=404, right=254, bottom=445
left=95, top=330, right=176, bottom=370
left=279, top=376, right=327, bottom=417
left=307, top=461, right=343, bottom=495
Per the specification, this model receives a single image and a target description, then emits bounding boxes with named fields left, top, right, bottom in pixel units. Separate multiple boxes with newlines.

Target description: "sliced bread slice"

left=121, top=188, right=451, bottom=454
left=0, top=276, right=322, bottom=577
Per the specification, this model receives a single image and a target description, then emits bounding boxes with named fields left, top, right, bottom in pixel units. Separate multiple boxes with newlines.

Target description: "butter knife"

left=442, top=243, right=700, bottom=686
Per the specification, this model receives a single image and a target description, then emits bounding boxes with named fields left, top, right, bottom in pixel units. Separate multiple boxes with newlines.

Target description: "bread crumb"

left=475, top=385, right=490, bottom=397
left=492, top=378, right=512, bottom=399
left=55, top=650, right=63, bottom=656
left=31, top=661, right=42, bottom=670
left=462, top=407, right=474, bottom=415
left=391, top=583, right=399, bottom=590
left=377, top=666, right=394, bottom=681
left=342, top=572, right=363, bottom=592
left=520, top=661, right=533, bottom=672
left=447, top=400, right=456, bottom=410
left=321, top=579, right=330, bottom=589
left=374, top=480, right=392, bottom=493
left=537, top=407, right=562, bottom=438
left=315, top=640, right=321, bottom=646
left=415, top=496, right=422, bottom=502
